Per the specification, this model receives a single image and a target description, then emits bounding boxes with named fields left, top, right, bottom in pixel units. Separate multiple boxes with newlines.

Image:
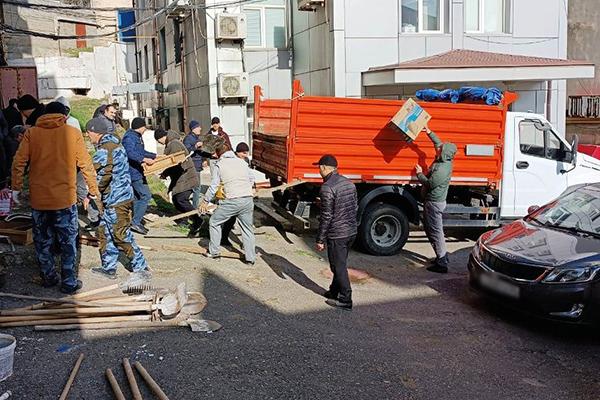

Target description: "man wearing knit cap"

left=201, top=142, right=256, bottom=264
left=205, top=117, right=232, bottom=176
left=122, top=117, right=156, bottom=234
left=55, top=96, right=81, bottom=130
left=86, top=118, right=151, bottom=282
left=155, top=128, right=203, bottom=237
left=12, top=101, right=100, bottom=294
left=183, top=119, right=205, bottom=208
left=220, top=142, right=252, bottom=246
left=16, top=94, right=45, bottom=127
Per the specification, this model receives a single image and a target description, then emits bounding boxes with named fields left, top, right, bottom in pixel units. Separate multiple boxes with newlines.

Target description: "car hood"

left=481, top=220, right=600, bottom=267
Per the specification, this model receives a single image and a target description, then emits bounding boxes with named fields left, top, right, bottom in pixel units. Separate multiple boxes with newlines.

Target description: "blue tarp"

left=415, top=86, right=503, bottom=105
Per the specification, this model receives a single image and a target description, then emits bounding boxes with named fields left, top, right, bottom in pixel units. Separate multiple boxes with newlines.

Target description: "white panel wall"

left=513, top=0, right=561, bottom=38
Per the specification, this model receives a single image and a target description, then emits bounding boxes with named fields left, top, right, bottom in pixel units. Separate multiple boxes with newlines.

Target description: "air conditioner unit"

left=215, top=13, right=247, bottom=40
left=218, top=73, right=249, bottom=99
left=167, top=0, right=191, bottom=19
left=298, top=0, right=325, bottom=11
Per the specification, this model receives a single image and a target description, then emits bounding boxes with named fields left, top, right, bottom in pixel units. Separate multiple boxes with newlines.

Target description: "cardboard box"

left=143, top=151, right=187, bottom=176
left=390, top=98, right=431, bottom=142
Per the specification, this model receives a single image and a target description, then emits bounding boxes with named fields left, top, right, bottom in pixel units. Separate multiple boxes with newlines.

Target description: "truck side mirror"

left=570, top=135, right=579, bottom=165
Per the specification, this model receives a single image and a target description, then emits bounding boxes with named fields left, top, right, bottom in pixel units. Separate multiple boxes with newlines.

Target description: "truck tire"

left=359, top=203, right=409, bottom=256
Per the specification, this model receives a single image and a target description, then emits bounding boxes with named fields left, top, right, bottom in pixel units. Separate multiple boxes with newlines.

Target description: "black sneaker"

left=323, top=290, right=338, bottom=300
left=203, top=253, right=221, bottom=261
left=60, top=280, right=83, bottom=294
left=244, top=259, right=255, bottom=266
left=91, top=267, right=118, bottom=280
left=325, top=298, right=353, bottom=311
left=131, top=225, right=148, bottom=235
left=41, top=275, right=60, bottom=288
left=426, top=264, right=448, bottom=274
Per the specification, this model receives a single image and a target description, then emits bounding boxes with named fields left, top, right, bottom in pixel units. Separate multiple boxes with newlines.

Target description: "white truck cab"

left=501, top=112, right=600, bottom=219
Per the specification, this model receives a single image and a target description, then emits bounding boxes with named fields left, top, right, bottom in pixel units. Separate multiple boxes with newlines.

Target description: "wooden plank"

left=143, top=151, right=187, bottom=176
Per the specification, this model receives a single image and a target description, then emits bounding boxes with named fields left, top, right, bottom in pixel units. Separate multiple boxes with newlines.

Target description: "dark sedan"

left=468, top=183, right=600, bottom=323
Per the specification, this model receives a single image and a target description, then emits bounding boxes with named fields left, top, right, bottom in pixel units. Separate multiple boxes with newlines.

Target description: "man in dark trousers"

left=415, top=125, right=457, bottom=274
left=122, top=117, right=156, bottom=234
left=155, top=129, right=203, bottom=237
left=315, top=154, right=357, bottom=311
left=183, top=120, right=204, bottom=208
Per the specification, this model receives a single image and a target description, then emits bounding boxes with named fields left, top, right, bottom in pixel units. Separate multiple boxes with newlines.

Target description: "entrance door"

left=510, top=118, right=569, bottom=217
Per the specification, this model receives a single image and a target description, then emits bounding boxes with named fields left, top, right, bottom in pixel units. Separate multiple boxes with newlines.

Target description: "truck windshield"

left=531, top=185, right=600, bottom=237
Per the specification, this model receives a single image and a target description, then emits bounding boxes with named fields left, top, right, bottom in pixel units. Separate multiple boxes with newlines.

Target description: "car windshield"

left=531, top=185, right=600, bottom=236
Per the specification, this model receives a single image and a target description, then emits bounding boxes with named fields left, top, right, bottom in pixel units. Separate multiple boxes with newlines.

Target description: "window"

left=243, top=0, right=286, bottom=49
left=159, top=27, right=167, bottom=71
left=173, top=19, right=182, bottom=64
left=401, top=0, right=444, bottom=33
left=143, top=45, right=149, bottom=80
left=519, top=121, right=566, bottom=161
left=465, top=0, right=511, bottom=33
left=151, top=38, right=158, bottom=75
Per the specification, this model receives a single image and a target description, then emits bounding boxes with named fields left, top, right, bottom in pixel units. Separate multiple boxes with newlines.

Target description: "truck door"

left=510, top=118, right=568, bottom=217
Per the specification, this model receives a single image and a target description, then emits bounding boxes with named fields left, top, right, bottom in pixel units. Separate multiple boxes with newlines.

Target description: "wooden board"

left=143, top=151, right=187, bottom=176
left=0, top=220, right=33, bottom=245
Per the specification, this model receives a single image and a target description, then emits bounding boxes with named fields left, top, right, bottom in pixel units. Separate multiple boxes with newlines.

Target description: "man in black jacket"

left=315, top=154, right=358, bottom=311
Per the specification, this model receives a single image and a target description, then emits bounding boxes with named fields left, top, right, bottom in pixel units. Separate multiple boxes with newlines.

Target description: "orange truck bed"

left=252, top=81, right=518, bottom=188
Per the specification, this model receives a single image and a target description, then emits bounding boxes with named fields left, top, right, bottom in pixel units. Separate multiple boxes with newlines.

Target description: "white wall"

left=8, top=42, right=134, bottom=100
left=293, top=0, right=570, bottom=134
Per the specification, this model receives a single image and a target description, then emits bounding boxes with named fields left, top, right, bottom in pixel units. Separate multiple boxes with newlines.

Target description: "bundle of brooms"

left=0, top=283, right=220, bottom=332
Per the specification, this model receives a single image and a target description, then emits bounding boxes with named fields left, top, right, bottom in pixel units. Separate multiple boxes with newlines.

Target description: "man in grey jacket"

left=200, top=143, right=256, bottom=265
left=415, top=125, right=457, bottom=274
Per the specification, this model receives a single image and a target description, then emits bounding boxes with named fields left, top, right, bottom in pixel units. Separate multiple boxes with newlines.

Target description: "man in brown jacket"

left=11, top=102, right=100, bottom=294
left=154, top=129, right=202, bottom=237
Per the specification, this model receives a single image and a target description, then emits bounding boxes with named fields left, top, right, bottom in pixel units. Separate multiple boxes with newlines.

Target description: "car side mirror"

left=528, top=205, right=540, bottom=214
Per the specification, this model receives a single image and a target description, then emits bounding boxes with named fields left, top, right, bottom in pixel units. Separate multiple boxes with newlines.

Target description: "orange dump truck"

left=252, top=81, right=600, bottom=256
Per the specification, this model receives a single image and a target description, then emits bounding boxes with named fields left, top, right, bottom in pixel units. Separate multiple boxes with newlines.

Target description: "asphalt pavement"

left=0, top=221, right=599, bottom=400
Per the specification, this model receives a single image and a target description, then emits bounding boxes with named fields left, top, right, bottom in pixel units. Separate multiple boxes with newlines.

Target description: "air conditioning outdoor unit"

left=298, top=0, right=325, bottom=11
left=167, top=0, right=191, bottom=19
left=215, top=13, right=247, bottom=40
left=218, top=73, right=249, bottom=99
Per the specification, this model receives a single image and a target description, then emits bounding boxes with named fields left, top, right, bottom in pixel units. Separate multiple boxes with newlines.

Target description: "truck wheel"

left=359, top=204, right=409, bottom=256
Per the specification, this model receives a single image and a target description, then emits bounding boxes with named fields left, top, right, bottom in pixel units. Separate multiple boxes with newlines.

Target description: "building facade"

left=1, top=0, right=136, bottom=100
left=132, top=0, right=588, bottom=144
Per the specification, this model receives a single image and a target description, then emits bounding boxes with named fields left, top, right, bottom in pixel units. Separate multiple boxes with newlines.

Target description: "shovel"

left=34, top=317, right=222, bottom=332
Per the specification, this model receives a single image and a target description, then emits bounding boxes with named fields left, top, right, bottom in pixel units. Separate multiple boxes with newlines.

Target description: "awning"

left=363, top=49, right=595, bottom=86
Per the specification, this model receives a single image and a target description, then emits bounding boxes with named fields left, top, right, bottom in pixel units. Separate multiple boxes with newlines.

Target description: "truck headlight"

left=543, top=267, right=600, bottom=283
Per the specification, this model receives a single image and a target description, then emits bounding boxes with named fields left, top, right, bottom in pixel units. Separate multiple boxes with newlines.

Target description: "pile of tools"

left=0, top=283, right=221, bottom=332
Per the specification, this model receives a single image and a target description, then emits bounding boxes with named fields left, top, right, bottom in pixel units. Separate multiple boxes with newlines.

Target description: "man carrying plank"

left=414, top=125, right=457, bottom=274
left=154, top=128, right=203, bottom=237
left=85, top=118, right=151, bottom=282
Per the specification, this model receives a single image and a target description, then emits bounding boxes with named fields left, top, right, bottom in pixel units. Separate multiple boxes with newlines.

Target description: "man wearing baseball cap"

left=86, top=118, right=151, bottom=282
left=314, top=154, right=358, bottom=311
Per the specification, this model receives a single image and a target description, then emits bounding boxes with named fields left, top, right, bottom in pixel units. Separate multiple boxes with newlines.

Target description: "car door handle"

left=516, top=161, right=529, bottom=169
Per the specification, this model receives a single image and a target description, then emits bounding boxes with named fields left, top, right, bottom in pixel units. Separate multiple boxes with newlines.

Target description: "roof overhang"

left=363, top=65, right=596, bottom=86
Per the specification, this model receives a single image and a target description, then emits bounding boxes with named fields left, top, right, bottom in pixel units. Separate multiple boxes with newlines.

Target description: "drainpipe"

left=546, top=80, right=553, bottom=124
left=180, top=18, right=188, bottom=130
